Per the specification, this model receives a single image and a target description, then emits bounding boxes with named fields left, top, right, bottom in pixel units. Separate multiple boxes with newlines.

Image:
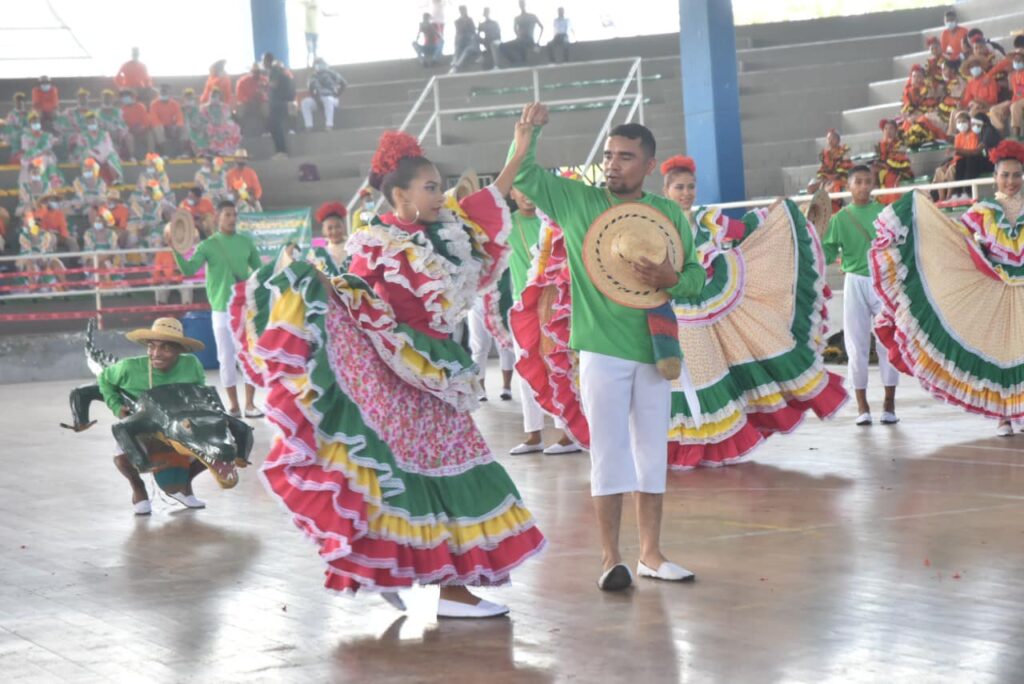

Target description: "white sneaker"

left=169, top=492, right=206, bottom=509
left=437, top=598, right=509, bottom=619
left=997, top=422, right=1013, bottom=437
left=380, top=592, right=406, bottom=611
left=543, top=442, right=582, bottom=455
left=880, top=411, right=899, bottom=425
left=637, top=560, right=695, bottom=582
left=509, top=442, right=544, bottom=455
left=855, top=412, right=872, bottom=426
left=133, top=499, right=152, bottom=516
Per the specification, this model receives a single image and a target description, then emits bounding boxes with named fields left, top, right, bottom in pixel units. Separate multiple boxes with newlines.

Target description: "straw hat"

left=582, top=202, right=685, bottom=309
left=452, top=169, right=479, bottom=200
left=961, top=54, right=990, bottom=77
left=126, top=317, right=204, bottom=351
left=164, top=209, right=198, bottom=253
left=804, top=188, right=832, bottom=236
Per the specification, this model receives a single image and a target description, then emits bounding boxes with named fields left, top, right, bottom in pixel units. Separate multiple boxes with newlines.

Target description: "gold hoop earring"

left=396, top=201, right=420, bottom=225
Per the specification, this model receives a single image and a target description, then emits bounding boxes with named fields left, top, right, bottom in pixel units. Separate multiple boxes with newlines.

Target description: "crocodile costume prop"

left=60, top=319, right=253, bottom=489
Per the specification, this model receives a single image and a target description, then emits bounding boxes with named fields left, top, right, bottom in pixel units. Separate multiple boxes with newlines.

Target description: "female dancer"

left=230, top=126, right=544, bottom=618
left=872, top=140, right=1024, bottom=436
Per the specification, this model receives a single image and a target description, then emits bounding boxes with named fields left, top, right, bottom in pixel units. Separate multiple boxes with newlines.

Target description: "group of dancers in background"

left=88, top=101, right=1024, bottom=619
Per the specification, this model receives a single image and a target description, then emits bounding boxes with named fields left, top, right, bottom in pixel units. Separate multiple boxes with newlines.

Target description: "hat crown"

left=612, top=230, right=665, bottom=265
left=150, top=318, right=184, bottom=337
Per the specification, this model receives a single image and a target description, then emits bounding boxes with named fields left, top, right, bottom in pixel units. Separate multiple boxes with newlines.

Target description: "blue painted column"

left=251, top=0, right=290, bottom=66
left=679, top=0, right=745, bottom=204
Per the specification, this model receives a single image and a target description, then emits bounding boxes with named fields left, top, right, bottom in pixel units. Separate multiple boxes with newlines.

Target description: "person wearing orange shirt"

left=114, top=47, right=153, bottom=100
left=940, top=10, right=969, bottom=62
left=225, top=152, right=262, bottom=206
left=179, top=186, right=216, bottom=236
left=234, top=63, right=268, bottom=122
left=34, top=194, right=79, bottom=252
left=107, top=189, right=130, bottom=232
left=149, top=84, right=185, bottom=157
left=120, top=89, right=154, bottom=160
left=988, top=49, right=1024, bottom=139
left=947, top=54, right=1002, bottom=135
left=200, top=60, right=233, bottom=106
left=31, top=76, right=60, bottom=129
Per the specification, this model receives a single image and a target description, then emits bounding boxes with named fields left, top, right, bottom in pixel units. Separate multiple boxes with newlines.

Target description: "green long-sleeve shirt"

left=822, top=201, right=885, bottom=277
left=512, top=128, right=705, bottom=364
left=174, top=231, right=262, bottom=311
left=97, top=355, right=205, bottom=415
left=509, top=211, right=541, bottom=301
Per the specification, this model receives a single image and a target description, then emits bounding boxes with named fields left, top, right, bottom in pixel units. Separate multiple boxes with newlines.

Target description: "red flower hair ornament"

left=989, top=139, right=1024, bottom=166
left=660, top=155, right=696, bottom=176
left=370, top=131, right=424, bottom=178
left=315, top=201, right=348, bottom=223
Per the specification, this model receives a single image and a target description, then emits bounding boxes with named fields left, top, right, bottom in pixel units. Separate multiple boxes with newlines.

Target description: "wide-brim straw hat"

left=804, top=187, right=832, bottom=235
left=164, top=209, right=198, bottom=253
left=582, top=202, right=685, bottom=309
left=452, top=169, right=479, bottom=200
left=126, top=317, right=204, bottom=351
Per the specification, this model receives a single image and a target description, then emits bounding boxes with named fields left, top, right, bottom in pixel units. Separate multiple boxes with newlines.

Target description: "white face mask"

left=93, top=222, right=103, bottom=230
left=364, top=200, right=374, bottom=210
left=970, top=66, right=983, bottom=77
left=122, top=97, right=132, bottom=105
left=87, top=123, right=97, bottom=131
left=40, top=84, right=51, bottom=92
left=30, top=122, right=41, bottom=131
left=201, top=165, right=211, bottom=172
left=160, top=95, right=169, bottom=101
left=945, top=21, right=956, bottom=30
left=971, top=124, right=983, bottom=134
left=48, top=201, right=58, bottom=209
left=1014, top=61, right=1024, bottom=71
left=956, top=122, right=969, bottom=133
left=83, top=171, right=94, bottom=179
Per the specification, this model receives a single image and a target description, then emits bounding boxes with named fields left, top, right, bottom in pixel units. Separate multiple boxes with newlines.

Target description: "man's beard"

left=606, top=177, right=641, bottom=196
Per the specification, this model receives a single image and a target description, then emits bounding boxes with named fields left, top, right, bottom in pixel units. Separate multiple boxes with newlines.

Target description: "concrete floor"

left=3, top=365, right=1024, bottom=683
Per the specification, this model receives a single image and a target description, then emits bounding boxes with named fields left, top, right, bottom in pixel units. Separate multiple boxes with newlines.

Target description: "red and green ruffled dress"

left=230, top=186, right=545, bottom=593
left=510, top=201, right=847, bottom=469
left=871, top=190, right=1024, bottom=418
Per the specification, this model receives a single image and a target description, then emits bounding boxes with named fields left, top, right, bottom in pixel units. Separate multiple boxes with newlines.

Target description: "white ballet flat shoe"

left=169, top=492, right=206, bottom=509
left=380, top=592, right=407, bottom=611
left=880, top=411, right=899, bottom=425
left=542, top=442, right=582, bottom=455
left=509, top=442, right=544, bottom=455
left=133, top=499, right=152, bottom=516
left=997, top=422, right=1014, bottom=437
left=855, top=412, right=872, bottom=426
left=637, top=560, right=695, bottom=582
left=436, top=598, right=509, bottom=619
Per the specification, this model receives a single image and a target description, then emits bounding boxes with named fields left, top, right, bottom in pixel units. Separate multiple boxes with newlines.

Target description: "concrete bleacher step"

left=841, top=102, right=902, bottom=135
left=737, top=32, right=922, bottom=72
left=869, top=78, right=906, bottom=106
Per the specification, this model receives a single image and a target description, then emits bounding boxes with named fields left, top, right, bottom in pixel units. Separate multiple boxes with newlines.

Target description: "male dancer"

left=173, top=200, right=262, bottom=417
left=511, top=103, right=705, bottom=590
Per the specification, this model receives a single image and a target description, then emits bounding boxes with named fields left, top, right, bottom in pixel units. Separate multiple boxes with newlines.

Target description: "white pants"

left=468, top=299, right=515, bottom=377
left=843, top=273, right=899, bottom=391
left=580, top=351, right=670, bottom=496
left=211, top=310, right=241, bottom=388
left=301, top=95, right=338, bottom=128
left=512, top=338, right=565, bottom=434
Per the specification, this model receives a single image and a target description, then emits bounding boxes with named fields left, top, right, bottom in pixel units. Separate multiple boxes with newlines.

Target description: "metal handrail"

left=582, top=58, right=644, bottom=170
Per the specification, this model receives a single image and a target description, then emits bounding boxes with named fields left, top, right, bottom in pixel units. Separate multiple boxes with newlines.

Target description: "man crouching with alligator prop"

left=61, top=317, right=253, bottom=515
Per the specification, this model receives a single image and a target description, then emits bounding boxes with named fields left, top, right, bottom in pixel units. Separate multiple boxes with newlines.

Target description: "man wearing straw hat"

left=173, top=200, right=263, bottom=418
left=98, top=317, right=208, bottom=514
left=510, top=102, right=706, bottom=591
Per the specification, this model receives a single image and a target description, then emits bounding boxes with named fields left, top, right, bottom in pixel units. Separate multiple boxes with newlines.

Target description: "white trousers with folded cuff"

left=211, top=310, right=241, bottom=389
left=468, top=299, right=515, bottom=377
left=579, top=350, right=670, bottom=496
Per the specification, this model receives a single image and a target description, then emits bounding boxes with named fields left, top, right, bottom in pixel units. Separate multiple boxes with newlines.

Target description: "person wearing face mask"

left=225, top=151, right=262, bottom=206
left=194, top=154, right=229, bottom=204
left=228, top=126, right=544, bottom=618
left=179, top=87, right=209, bottom=156
left=300, top=57, right=347, bottom=130
left=34, top=193, right=77, bottom=256
left=16, top=210, right=63, bottom=291
left=135, top=153, right=172, bottom=197
left=987, top=49, right=1024, bottom=139
left=17, top=157, right=53, bottom=217
left=83, top=206, right=119, bottom=285
left=939, top=10, right=968, bottom=62
left=73, top=112, right=124, bottom=184
left=956, top=54, right=1000, bottom=121
left=2, top=93, right=30, bottom=160
left=149, top=84, right=185, bottom=158
left=30, top=76, right=60, bottom=130
left=96, top=89, right=131, bottom=158
left=200, top=87, right=241, bottom=155
left=72, top=158, right=109, bottom=214
left=178, top=186, right=215, bottom=237
left=870, top=141, right=1024, bottom=437
left=350, top=186, right=377, bottom=232
left=18, top=112, right=62, bottom=189
left=120, top=89, right=154, bottom=160
left=56, top=88, right=92, bottom=154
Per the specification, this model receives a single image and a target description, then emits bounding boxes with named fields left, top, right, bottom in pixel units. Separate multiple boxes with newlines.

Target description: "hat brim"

left=165, top=210, right=198, bottom=253
left=125, top=329, right=205, bottom=352
left=582, top=202, right=685, bottom=310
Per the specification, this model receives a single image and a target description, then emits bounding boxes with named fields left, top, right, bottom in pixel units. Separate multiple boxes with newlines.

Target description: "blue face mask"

left=160, top=95, right=169, bottom=101
left=93, top=222, right=103, bottom=230
left=1014, top=61, right=1024, bottom=71
left=83, top=171, right=94, bottom=179
left=87, top=123, right=98, bottom=131
left=970, top=66, right=983, bottom=77
left=122, top=97, right=132, bottom=105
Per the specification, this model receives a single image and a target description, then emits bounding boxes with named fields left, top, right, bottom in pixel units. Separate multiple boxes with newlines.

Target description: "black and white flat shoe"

left=597, top=563, right=633, bottom=591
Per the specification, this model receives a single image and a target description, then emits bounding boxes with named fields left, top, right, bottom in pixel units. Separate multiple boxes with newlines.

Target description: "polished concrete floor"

left=3, top=366, right=1024, bottom=683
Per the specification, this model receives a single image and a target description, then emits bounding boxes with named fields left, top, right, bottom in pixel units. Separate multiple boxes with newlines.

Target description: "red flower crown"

left=660, top=155, right=696, bottom=176
left=315, top=201, right=348, bottom=223
left=370, top=131, right=423, bottom=177
left=989, top=139, right=1024, bottom=166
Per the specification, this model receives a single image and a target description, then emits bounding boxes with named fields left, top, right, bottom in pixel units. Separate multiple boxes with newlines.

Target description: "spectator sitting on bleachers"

left=508, top=0, right=543, bottom=65
left=19, top=117, right=61, bottom=187
left=225, top=151, right=262, bottom=210
left=97, top=89, right=131, bottom=158
left=57, top=88, right=92, bottom=155
left=150, top=84, right=185, bottom=158
left=72, top=158, right=109, bottom=214
left=153, top=226, right=192, bottom=305
left=201, top=60, right=233, bottom=106
left=136, top=153, right=172, bottom=197
left=0, top=207, right=9, bottom=254
left=83, top=206, right=120, bottom=285
left=875, top=118, right=914, bottom=204
left=449, top=6, right=480, bottom=73
left=413, top=12, right=443, bottom=67
left=195, top=154, right=229, bottom=204
left=301, top=58, right=347, bottom=130
left=201, top=87, right=241, bottom=154
left=107, top=188, right=130, bottom=231
left=933, top=111, right=1000, bottom=201
left=180, top=88, right=208, bottom=156
left=948, top=54, right=1003, bottom=136
left=18, top=157, right=53, bottom=217
left=127, top=179, right=175, bottom=259
left=968, top=28, right=1005, bottom=59
left=900, top=64, right=946, bottom=147
left=17, top=211, right=63, bottom=291
left=924, top=37, right=944, bottom=85
left=74, top=111, right=124, bottom=183
left=940, top=10, right=969, bottom=62
left=120, top=89, right=154, bottom=160
left=547, top=7, right=572, bottom=64
left=35, top=193, right=78, bottom=252
left=235, top=63, right=268, bottom=126
left=478, top=7, right=502, bottom=70
left=179, top=186, right=216, bottom=237
left=988, top=48, right=1024, bottom=138
left=937, top=59, right=965, bottom=125
left=808, top=128, right=853, bottom=211
left=351, top=186, right=377, bottom=232
left=2, top=92, right=29, bottom=161
left=115, top=47, right=153, bottom=100
left=31, top=76, right=60, bottom=131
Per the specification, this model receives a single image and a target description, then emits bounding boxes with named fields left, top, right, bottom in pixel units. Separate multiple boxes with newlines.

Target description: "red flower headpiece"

left=660, top=155, right=696, bottom=176
left=315, top=201, right=348, bottom=223
left=825, top=127, right=840, bottom=138
left=878, top=118, right=896, bottom=131
left=370, top=131, right=423, bottom=177
left=970, top=33, right=985, bottom=44
left=910, top=63, right=924, bottom=74
left=925, top=36, right=938, bottom=47
left=989, top=139, right=1024, bottom=166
